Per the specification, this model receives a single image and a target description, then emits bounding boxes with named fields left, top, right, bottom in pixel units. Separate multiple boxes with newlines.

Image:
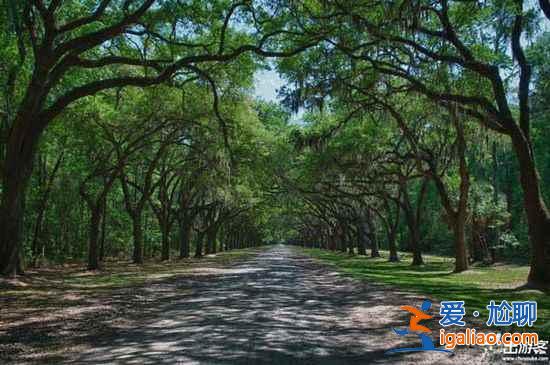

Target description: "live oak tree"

left=0, top=0, right=320, bottom=275
left=325, top=0, right=550, bottom=287
left=274, top=0, right=550, bottom=287
left=382, top=98, right=472, bottom=272
left=118, top=127, right=178, bottom=264
left=78, top=104, right=166, bottom=269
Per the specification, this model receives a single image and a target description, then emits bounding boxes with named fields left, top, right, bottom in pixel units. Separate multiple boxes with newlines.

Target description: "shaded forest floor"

left=0, top=245, right=538, bottom=364
left=0, top=248, right=261, bottom=363
left=300, top=248, right=550, bottom=339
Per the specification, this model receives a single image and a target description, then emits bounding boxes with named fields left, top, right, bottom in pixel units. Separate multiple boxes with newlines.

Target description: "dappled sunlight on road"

left=55, top=246, right=488, bottom=364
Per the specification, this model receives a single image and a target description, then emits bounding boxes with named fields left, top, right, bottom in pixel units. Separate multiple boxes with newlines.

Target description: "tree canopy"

left=0, top=0, right=549, bottom=290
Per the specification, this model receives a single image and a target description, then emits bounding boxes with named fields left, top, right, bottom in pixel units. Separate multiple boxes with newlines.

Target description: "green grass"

left=61, top=247, right=264, bottom=289
left=1, top=247, right=266, bottom=307
left=298, top=247, right=550, bottom=338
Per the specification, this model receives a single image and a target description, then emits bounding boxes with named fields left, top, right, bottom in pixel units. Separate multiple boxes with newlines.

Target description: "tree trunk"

left=370, top=236, right=380, bottom=258
left=31, top=154, right=46, bottom=265
left=219, top=234, right=224, bottom=252
left=179, top=220, right=192, bottom=259
left=357, top=222, right=367, bottom=256
left=328, top=229, right=336, bottom=251
left=365, top=215, right=380, bottom=258
left=453, top=220, right=469, bottom=272
left=400, top=185, right=423, bottom=265
left=471, top=217, right=490, bottom=263
left=387, top=200, right=401, bottom=262
left=0, top=177, right=27, bottom=276
left=348, top=235, right=355, bottom=255
left=204, top=235, right=211, bottom=255
left=99, top=197, right=107, bottom=262
left=410, top=224, right=423, bottom=265
left=88, top=207, right=102, bottom=270
left=160, top=227, right=170, bottom=261
left=339, top=225, right=347, bottom=253
left=194, top=231, right=204, bottom=258
left=161, top=219, right=170, bottom=261
left=511, top=131, right=550, bottom=288
left=0, top=101, right=47, bottom=276
left=205, top=227, right=217, bottom=255
left=388, top=227, right=399, bottom=262
left=0, top=146, right=35, bottom=275
left=231, top=232, right=237, bottom=250
left=132, top=214, right=144, bottom=264
left=451, top=110, right=469, bottom=272
left=209, top=226, right=218, bottom=254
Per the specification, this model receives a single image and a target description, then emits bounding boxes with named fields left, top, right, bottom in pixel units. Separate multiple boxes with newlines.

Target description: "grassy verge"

left=0, top=247, right=265, bottom=303
left=0, top=247, right=266, bottom=362
left=297, top=247, right=550, bottom=338
left=63, top=247, right=264, bottom=288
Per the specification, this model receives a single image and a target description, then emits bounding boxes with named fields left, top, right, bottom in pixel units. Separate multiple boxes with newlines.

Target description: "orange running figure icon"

left=399, top=305, right=432, bottom=333
left=386, top=299, right=452, bottom=354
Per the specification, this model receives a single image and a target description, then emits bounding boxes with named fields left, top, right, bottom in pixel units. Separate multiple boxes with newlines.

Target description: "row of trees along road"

left=0, top=0, right=320, bottom=273
left=271, top=0, right=550, bottom=288
left=0, top=0, right=549, bottom=289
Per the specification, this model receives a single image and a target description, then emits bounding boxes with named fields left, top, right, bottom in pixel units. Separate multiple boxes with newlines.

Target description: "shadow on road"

left=2, top=246, right=490, bottom=364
